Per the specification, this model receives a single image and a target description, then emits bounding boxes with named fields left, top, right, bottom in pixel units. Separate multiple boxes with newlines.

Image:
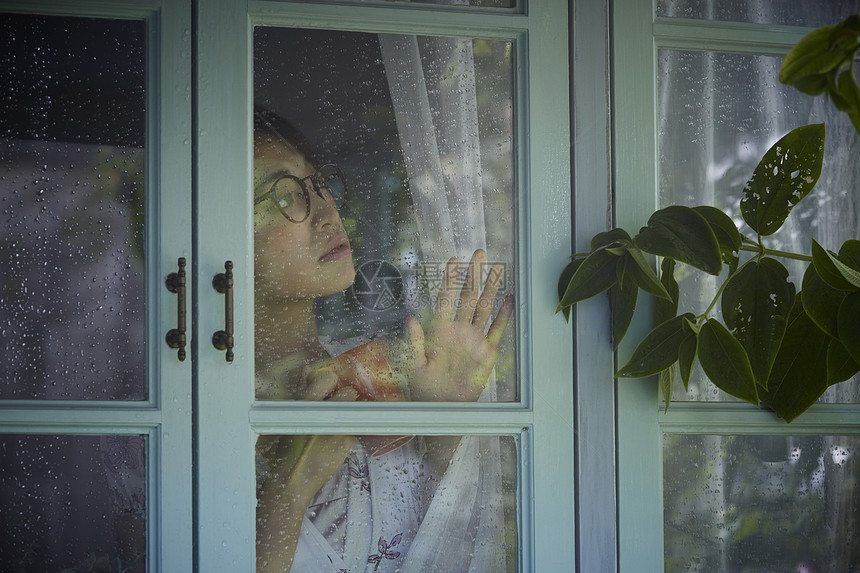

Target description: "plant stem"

left=738, top=244, right=813, bottom=262
left=698, top=269, right=734, bottom=321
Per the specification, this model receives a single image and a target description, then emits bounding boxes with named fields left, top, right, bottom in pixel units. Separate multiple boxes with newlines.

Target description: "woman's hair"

left=253, top=104, right=318, bottom=168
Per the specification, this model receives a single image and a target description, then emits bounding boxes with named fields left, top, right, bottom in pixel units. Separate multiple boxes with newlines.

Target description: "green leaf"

left=678, top=332, right=698, bottom=391
left=831, top=254, right=860, bottom=288
left=826, top=70, right=851, bottom=109
left=838, top=291, right=860, bottom=364
left=761, top=302, right=830, bottom=422
left=811, top=239, right=859, bottom=291
left=558, top=247, right=618, bottom=310
left=692, top=206, right=742, bottom=272
left=801, top=263, right=846, bottom=338
left=557, top=259, right=583, bottom=322
left=616, top=254, right=628, bottom=290
left=654, top=258, right=679, bottom=325
left=616, top=313, right=696, bottom=378
left=591, top=227, right=631, bottom=250
left=740, top=124, right=825, bottom=236
left=633, top=205, right=722, bottom=275
left=827, top=338, right=860, bottom=385
left=610, top=273, right=639, bottom=350
left=779, top=16, right=860, bottom=89
left=721, top=258, right=796, bottom=388
left=697, top=319, right=759, bottom=406
left=835, top=69, right=860, bottom=113
left=624, top=247, right=673, bottom=301
left=839, top=239, right=860, bottom=270
left=659, top=366, right=676, bottom=414
left=793, top=73, right=830, bottom=96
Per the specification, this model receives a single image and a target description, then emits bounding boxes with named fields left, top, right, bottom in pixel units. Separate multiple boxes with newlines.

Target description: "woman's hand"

left=405, top=249, right=513, bottom=402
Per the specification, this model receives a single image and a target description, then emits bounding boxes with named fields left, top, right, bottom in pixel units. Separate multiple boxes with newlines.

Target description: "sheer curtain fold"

left=379, top=32, right=506, bottom=572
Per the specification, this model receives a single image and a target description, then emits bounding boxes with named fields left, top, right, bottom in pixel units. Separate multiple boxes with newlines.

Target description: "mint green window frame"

left=0, top=0, right=599, bottom=569
left=195, top=0, right=580, bottom=570
left=613, top=3, right=860, bottom=571
left=0, top=0, right=194, bottom=570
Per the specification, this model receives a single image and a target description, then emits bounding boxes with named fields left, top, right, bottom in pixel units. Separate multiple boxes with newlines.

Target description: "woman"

left=253, top=109, right=514, bottom=572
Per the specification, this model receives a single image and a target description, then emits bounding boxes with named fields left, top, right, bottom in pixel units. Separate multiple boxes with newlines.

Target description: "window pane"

left=0, top=14, right=146, bottom=400
left=256, top=434, right=518, bottom=571
left=0, top=434, right=147, bottom=571
left=657, top=49, right=860, bottom=403
left=253, top=28, right=516, bottom=402
left=656, top=0, right=860, bottom=27
left=664, top=434, right=860, bottom=572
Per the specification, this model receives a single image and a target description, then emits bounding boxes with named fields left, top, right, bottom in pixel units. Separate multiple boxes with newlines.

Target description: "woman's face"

left=254, top=136, right=355, bottom=302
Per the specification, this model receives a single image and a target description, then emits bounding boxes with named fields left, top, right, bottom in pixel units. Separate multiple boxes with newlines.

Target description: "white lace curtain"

left=378, top=33, right=506, bottom=573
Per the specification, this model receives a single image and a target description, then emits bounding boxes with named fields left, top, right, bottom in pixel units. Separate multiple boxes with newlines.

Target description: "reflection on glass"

left=657, top=49, right=860, bottom=403
left=0, top=434, right=147, bottom=572
left=664, top=434, right=860, bottom=572
left=657, top=0, right=860, bottom=27
left=253, top=29, right=516, bottom=402
left=256, top=434, right=518, bottom=571
left=0, top=14, right=146, bottom=400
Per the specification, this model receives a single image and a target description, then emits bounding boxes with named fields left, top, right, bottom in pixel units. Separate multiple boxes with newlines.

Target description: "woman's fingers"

left=405, top=316, right=428, bottom=366
left=454, top=249, right=485, bottom=322
left=434, top=256, right=460, bottom=321
left=472, top=261, right=505, bottom=328
left=328, top=386, right=360, bottom=401
left=302, top=367, right=341, bottom=400
left=486, top=293, right=514, bottom=347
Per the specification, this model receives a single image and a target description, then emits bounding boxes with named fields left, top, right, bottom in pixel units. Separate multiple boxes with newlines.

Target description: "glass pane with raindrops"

left=664, top=433, right=860, bottom=572
left=256, top=433, right=518, bottom=572
left=0, top=434, right=147, bottom=572
left=657, top=48, right=860, bottom=403
left=253, top=28, right=517, bottom=403
left=0, top=14, right=146, bottom=400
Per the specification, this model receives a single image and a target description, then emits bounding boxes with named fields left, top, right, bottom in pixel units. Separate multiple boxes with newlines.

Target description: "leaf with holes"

left=721, top=258, right=796, bottom=388
left=740, top=124, right=825, bottom=236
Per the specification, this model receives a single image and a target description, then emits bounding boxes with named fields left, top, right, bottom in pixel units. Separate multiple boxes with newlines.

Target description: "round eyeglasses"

left=255, top=163, right=348, bottom=223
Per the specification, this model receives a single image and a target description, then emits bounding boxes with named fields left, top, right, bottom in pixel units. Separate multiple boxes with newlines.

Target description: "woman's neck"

left=254, top=298, right=329, bottom=375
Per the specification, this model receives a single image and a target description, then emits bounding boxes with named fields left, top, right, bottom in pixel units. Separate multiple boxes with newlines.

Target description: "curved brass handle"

left=212, top=261, right=234, bottom=363
left=165, top=257, right=187, bottom=361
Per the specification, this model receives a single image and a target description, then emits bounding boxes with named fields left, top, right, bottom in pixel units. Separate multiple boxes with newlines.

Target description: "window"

left=1, top=0, right=580, bottom=570
left=615, top=1, right=860, bottom=571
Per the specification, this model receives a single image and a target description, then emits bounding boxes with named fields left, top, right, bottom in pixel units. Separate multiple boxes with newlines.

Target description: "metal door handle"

left=212, top=261, right=234, bottom=362
left=165, top=257, right=187, bottom=361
